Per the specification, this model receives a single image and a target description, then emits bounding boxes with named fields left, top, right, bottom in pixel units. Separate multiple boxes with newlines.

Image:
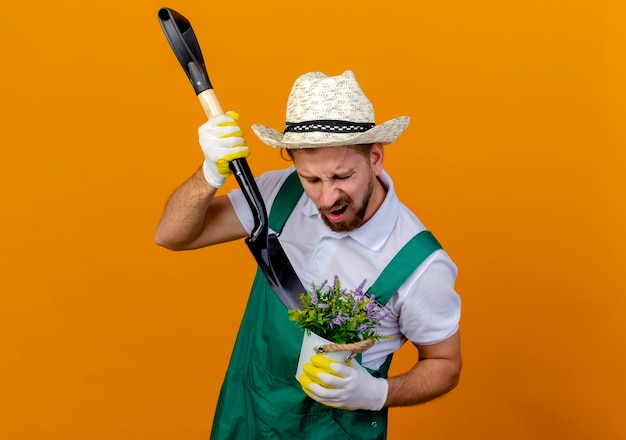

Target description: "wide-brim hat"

left=251, top=70, right=410, bottom=149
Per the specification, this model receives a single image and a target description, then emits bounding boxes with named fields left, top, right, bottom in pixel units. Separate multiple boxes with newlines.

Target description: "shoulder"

left=255, top=166, right=296, bottom=190
left=391, top=249, right=461, bottom=345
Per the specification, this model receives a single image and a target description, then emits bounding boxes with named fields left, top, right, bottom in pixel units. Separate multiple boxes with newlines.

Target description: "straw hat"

left=251, top=70, right=410, bottom=149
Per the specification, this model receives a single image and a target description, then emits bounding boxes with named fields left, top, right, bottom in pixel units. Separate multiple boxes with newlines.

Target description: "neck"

left=364, top=175, right=388, bottom=223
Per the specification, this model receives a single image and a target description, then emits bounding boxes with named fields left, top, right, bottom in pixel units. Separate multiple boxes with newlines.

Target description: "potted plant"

left=288, top=275, right=390, bottom=379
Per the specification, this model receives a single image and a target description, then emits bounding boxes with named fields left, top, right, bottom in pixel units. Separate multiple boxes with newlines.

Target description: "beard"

left=319, top=179, right=373, bottom=233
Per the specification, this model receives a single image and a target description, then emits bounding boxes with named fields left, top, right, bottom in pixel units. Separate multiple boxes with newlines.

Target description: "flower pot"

left=295, top=330, right=353, bottom=382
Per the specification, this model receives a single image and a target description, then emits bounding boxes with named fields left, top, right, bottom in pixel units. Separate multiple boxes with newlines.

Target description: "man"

left=155, top=70, right=461, bottom=439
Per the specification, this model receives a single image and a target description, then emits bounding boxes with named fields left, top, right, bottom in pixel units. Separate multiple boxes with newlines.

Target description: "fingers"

left=310, top=354, right=350, bottom=374
left=198, top=111, right=250, bottom=186
left=301, top=355, right=349, bottom=391
left=302, top=364, right=331, bottom=387
left=299, top=373, right=342, bottom=408
left=215, top=148, right=249, bottom=176
left=199, top=117, right=243, bottom=140
left=299, top=355, right=387, bottom=411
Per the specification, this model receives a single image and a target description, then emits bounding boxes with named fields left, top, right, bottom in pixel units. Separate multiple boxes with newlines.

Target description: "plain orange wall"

left=1, top=0, right=624, bottom=439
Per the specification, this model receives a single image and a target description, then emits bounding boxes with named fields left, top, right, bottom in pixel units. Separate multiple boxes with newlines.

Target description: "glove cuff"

left=372, top=378, right=389, bottom=411
left=202, top=160, right=226, bottom=188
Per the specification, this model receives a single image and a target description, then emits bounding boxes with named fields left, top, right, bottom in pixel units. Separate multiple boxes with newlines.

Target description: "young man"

left=155, top=70, right=461, bottom=439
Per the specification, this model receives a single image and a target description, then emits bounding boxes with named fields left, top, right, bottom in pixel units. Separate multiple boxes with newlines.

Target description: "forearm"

left=155, top=168, right=217, bottom=250
left=385, top=357, right=461, bottom=407
left=301, top=337, right=461, bottom=411
left=385, top=331, right=462, bottom=408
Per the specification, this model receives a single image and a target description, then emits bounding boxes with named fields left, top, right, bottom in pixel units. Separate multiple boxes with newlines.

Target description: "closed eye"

left=335, top=172, right=355, bottom=180
left=299, top=171, right=355, bottom=184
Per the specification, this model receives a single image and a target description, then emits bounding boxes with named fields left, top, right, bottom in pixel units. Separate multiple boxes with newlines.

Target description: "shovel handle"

left=157, top=7, right=267, bottom=242
left=198, top=88, right=224, bottom=119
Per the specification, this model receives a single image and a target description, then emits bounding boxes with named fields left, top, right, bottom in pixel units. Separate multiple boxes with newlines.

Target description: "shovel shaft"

left=198, top=89, right=224, bottom=119
left=158, top=7, right=305, bottom=309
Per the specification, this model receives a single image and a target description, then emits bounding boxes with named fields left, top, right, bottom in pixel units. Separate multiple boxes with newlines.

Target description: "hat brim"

left=251, top=116, right=410, bottom=149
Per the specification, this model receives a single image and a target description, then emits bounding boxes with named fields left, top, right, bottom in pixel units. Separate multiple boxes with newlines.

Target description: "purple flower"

left=332, top=275, right=341, bottom=291
left=355, top=279, right=367, bottom=296
left=332, top=310, right=352, bottom=326
left=288, top=276, right=390, bottom=344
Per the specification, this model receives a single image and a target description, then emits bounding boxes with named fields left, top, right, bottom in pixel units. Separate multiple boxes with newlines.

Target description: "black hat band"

left=284, top=120, right=375, bottom=134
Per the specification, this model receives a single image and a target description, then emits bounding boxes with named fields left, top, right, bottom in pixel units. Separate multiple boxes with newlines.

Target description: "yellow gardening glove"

left=300, top=354, right=388, bottom=411
left=198, top=111, right=250, bottom=188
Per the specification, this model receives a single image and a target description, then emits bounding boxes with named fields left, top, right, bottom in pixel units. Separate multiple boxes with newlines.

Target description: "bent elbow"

left=154, top=230, right=186, bottom=251
left=450, top=368, right=461, bottom=391
left=154, top=237, right=176, bottom=251
left=447, top=358, right=462, bottom=393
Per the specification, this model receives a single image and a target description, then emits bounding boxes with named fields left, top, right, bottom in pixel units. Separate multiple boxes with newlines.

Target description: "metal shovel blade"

left=246, top=234, right=305, bottom=311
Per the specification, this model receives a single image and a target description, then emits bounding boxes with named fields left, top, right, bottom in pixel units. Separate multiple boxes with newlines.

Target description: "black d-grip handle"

left=158, top=8, right=212, bottom=95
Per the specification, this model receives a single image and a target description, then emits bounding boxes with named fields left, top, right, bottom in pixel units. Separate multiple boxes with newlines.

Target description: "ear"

left=369, top=143, right=385, bottom=176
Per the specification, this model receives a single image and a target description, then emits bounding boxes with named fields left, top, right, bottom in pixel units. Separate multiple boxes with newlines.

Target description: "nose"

left=319, top=181, right=342, bottom=208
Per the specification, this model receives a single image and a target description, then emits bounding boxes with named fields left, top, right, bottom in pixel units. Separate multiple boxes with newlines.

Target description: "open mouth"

left=326, top=204, right=348, bottom=221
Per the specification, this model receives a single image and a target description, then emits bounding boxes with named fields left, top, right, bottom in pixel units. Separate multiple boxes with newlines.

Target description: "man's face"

left=291, top=144, right=385, bottom=232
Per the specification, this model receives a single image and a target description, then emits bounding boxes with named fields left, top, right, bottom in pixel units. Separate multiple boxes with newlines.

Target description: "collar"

left=301, top=170, right=400, bottom=251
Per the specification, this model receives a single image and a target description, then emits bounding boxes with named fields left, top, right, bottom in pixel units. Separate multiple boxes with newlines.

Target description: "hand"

left=198, top=111, right=250, bottom=188
left=300, top=354, right=388, bottom=411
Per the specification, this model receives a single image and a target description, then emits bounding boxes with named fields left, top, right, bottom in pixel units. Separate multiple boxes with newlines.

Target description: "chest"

left=276, top=209, right=393, bottom=293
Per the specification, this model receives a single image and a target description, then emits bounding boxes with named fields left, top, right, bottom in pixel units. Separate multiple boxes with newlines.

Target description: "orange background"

left=1, top=0, right=624, bottom=439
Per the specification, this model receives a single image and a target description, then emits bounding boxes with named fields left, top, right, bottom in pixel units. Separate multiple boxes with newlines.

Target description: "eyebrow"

left=298, top=169, right=356, bottom=182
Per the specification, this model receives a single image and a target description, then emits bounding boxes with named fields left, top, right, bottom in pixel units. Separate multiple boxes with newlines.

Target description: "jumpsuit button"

left=371, top=421, right=378, bottom=428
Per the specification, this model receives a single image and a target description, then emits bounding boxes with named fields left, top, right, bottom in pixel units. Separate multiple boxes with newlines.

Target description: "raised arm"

left=155, top=112, right=250, bottom=250
left=154, top=168, right=247, bottom=250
